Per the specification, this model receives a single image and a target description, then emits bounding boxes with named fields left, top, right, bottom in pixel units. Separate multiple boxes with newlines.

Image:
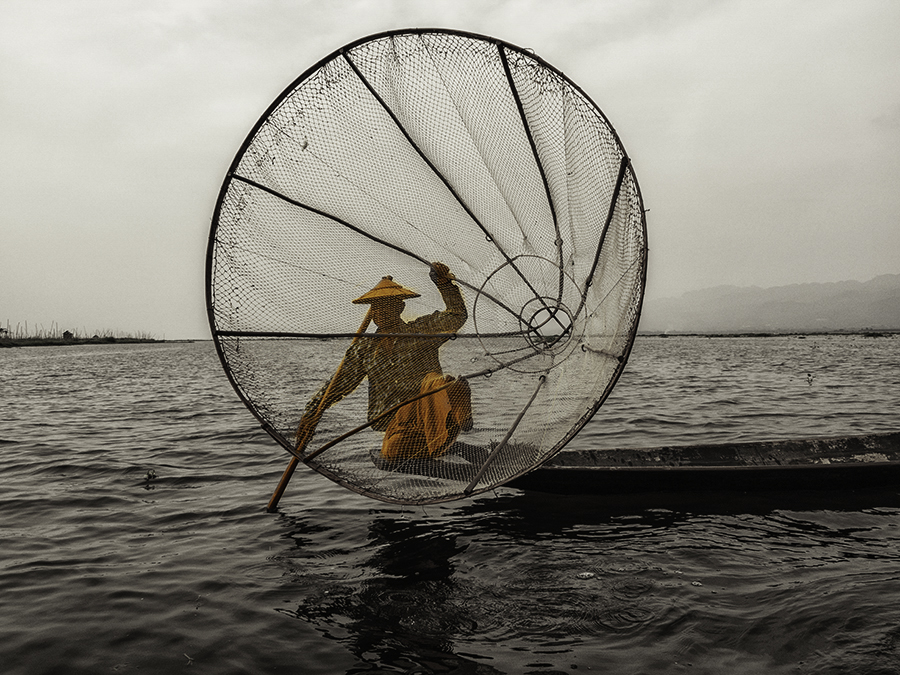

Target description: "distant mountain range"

left=638, top=274, right=900, bottom=333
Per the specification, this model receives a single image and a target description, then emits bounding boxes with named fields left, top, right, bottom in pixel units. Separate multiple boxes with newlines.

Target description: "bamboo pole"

left=266, top=308, right=373, bottom=512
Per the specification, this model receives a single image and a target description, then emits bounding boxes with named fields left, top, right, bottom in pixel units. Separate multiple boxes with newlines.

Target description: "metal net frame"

left=206, top=29, right=648, bottom=505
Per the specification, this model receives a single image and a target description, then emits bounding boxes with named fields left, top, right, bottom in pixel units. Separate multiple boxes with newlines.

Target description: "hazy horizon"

left=5, top=271, right=897, bottom=341
left=3, top=1, right=899, bottom=340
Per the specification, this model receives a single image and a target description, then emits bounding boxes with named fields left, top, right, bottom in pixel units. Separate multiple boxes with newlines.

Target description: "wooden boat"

left=507, top=431, right=900, bottom=494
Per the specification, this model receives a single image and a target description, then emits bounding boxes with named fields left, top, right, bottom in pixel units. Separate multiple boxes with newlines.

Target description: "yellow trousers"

left=381, top=373, right=472, bottom=460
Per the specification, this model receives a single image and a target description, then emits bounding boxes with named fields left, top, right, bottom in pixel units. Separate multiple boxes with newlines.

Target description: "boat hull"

left=507, top=432, right=900, bottom=495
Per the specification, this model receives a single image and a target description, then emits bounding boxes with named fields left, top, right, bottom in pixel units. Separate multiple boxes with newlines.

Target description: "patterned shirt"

left=305, top=281, right=467, bottom=430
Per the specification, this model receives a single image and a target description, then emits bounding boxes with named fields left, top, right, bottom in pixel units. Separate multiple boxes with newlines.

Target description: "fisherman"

left=296, top=262, right=475, bottom=462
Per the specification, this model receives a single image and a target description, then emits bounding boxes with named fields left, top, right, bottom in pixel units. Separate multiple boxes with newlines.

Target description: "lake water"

left=1, top=335, right=899, bottom=674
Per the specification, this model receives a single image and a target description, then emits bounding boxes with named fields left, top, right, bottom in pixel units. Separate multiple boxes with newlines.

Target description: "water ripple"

left=2, top=339, right=900, bottom=674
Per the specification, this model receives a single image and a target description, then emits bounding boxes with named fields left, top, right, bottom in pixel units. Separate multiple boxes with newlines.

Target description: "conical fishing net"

left=207, top=29, right=647, bottom=505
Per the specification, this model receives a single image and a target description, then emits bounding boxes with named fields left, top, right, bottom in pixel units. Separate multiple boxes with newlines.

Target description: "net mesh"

left=207, top=30, right=647, bottom=504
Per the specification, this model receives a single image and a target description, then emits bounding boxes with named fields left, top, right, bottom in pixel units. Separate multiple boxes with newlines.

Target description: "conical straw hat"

left=352, top=276, right=420, bottom=304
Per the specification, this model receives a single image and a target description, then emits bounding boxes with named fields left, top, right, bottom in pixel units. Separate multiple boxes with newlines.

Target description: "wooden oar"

left=266, top=308, right=373, bottom=512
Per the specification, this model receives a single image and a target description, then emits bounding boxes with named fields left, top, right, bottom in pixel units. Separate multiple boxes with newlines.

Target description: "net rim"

left=204, top=28, right=649, bottom=504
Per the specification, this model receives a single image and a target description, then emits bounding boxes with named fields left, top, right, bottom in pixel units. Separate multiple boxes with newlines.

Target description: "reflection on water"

left=281, top=515, right=488, bottom=673
left=274, top=506, right=659, bottom=672
left=267, top=482, right=900, bottom=673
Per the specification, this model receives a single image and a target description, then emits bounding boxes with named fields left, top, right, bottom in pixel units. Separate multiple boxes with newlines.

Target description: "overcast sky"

left=2, top=0, right=898, bottom=339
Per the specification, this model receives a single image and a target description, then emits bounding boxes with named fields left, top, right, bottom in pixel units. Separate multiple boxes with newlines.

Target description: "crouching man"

left=296, top=262, right=474, bottom=461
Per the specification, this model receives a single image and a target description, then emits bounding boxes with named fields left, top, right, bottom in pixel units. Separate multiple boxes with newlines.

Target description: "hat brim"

left=352, top=289, right=420, bottom=304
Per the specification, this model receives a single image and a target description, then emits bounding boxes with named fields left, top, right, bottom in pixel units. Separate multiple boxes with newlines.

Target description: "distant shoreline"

left=637, top=329, right=899, bottom=338
left=0, top=337, right=185, bottom=348
left=2, top=330, right=895, bottom=349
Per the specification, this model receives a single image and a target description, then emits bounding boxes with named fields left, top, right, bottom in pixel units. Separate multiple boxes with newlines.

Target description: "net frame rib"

left=464, top=374, right=546, bottom=494
left=497, top=44, right=565, bottom=305
left=341, top=45, right=568, bottom=335
left=221, top=175, right=524, bottom=328
left=570, top=154, right=631, bottom=323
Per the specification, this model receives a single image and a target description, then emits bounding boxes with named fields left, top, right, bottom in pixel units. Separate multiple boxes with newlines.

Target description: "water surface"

left=1, top=336, right=899, bottom=674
